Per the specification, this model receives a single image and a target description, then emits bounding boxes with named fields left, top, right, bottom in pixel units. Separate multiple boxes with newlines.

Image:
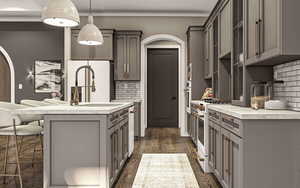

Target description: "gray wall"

left=0, top=23, right=64, bottom=103
left=79, top=16, right=206, bottom=41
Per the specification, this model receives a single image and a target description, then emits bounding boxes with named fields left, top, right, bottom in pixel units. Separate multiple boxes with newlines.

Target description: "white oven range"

left=191, top=100, right=212, bottom=173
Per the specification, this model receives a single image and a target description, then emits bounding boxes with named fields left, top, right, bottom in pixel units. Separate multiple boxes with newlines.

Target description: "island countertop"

left=14, top=102, right=134, bottom=115
left=208, top=104, right=300, bottom=120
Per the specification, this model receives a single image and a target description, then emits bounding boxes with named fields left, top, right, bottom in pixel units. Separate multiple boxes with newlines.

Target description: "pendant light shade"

left=42, top=0, right=80, bottom=27
left=78, top=16, right=104, bottom=46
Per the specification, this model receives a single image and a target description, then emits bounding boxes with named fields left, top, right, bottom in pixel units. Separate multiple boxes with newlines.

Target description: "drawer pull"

left=222, top=117, right=240, bottom=129
left=209, top=111, right=219, bottom=120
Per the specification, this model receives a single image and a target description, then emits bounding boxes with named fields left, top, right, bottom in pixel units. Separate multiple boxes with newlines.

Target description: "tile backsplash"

left=273, top=61, right=300, bottom=111
left=115, top=81, right=141, bottom=100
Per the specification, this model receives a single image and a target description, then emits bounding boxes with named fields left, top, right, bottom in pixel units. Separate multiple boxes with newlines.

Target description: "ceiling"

left=0, top=0, right=218, bottom=18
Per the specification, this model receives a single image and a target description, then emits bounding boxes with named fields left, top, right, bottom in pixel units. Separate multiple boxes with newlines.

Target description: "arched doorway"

left=0, top=52, right=11, bottom=102
left=140, top=34, right=186, bottom=137
left=0, top=46, right=15, bottom=103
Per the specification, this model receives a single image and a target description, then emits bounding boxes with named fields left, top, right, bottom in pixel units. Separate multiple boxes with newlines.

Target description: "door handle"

left=171, top=96, right=177, bottom=100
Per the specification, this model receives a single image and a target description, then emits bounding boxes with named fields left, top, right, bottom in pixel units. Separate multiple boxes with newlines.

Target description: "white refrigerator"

left=67, top=60, right=111, bottom=103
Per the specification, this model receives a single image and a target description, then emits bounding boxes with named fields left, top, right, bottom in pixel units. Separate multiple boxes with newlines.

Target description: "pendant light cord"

left=89, top=0, right=92, bottom=15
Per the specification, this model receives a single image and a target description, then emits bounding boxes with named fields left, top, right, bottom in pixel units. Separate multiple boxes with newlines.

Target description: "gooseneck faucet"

left=71, top=65, right=96, bottom=105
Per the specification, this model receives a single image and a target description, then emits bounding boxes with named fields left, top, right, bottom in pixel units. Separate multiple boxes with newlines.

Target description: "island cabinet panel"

left=219, top=0, right=232, bottom=58
left=49, top=120, right=101, bottom=186
left=114, top=31, right=142, bottom=81
left=109, top=127, right=118, bottom=183
left=43, top=115, right=108, bottom=188
left=245, top=0, right=300, bottom=66
left=43, top=110, right=130, bottom=188
left=108, top=109, right=129, bottom=187
left=71, top=29, right=114, bottom=60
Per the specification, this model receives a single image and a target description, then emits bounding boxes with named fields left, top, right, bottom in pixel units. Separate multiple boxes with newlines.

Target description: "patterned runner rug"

left=132, top=153, right=200, bottom=188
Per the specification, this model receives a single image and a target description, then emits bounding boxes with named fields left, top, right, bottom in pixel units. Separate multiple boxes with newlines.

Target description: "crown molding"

left=0, top=10, right=209, bottom=22
left=79, top=11, right=210, bottom=17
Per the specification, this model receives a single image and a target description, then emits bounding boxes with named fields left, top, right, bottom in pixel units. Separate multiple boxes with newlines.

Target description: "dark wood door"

left=147, top=49, right=178, bottom=127
left=0, top=52, right=11, bottom=102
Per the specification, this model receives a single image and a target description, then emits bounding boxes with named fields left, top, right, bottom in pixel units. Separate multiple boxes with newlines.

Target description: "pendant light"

left=42, top=0, right=80, bottom=27
left=77, top=0, right=103, bottom=46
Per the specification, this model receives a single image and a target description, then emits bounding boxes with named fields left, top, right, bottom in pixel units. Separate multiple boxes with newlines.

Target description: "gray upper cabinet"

left=204, top=30, right=210, bottom=78
left=114, top=31, right=142, bottom=81
left=219, top=0, right=232, bottom=58
left=71, top=29, right=114, bottom=60
left=245, top=0, right=259, bottom=61
left=245, top=0, right=300, bottom=66
left=187, top=26, right=208, bottom=99
left=204, top=25, right=214, bottom=79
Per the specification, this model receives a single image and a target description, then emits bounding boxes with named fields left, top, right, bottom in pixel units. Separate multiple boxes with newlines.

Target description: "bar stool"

left=0, top=105, right=43, bottom=188
left=20, top=99, right=51, bottom=107
left=43, top=98, right=68, bottom=105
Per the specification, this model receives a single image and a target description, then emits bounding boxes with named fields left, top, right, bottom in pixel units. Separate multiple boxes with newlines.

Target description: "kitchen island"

left=15, top=102, right=134, bottom=188
left=207, top=104, right=300, bottom=188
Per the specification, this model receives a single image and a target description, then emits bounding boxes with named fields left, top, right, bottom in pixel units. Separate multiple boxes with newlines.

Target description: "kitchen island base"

left=43, top=112, right=129, bottom=188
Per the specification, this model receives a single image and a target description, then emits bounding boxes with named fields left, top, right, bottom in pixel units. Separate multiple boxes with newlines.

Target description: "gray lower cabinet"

left=208, top=110, right=242, bottom=188
left=108, top=110, right=129, bottom=187
left=134, top=102, right=141, bottom=137
left=208, top=119, right=222, bottom=178
left=114, top=31, right=142, bottom=81
left=220, top=127, right=242, bottom=188
left=245, top=0, right=300, bottom=65
left=71, top=29, right=114, bottom=60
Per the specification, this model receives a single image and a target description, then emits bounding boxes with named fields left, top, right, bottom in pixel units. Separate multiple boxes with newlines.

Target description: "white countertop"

left=14, top=102, right=134, bottom=115
left=112, top=99, right=142, bottom=103
left=208, top=104, right=300, bottom=120
left=191, top=100, right=209, bottom=105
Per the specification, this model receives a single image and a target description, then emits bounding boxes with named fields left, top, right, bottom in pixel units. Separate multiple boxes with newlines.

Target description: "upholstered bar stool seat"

left=44, top=98, right=68, bottom=105
left=20, top=99, right=51, bottom=107
left=0, top=124, right=43, bottom=136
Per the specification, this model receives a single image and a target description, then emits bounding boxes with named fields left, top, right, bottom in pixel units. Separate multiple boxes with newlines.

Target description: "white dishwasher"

left=128, top=106, right=135, bottom=157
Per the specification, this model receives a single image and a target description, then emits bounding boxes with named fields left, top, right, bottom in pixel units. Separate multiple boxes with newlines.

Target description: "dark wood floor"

left=0, top=128, right=221, bottom=188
